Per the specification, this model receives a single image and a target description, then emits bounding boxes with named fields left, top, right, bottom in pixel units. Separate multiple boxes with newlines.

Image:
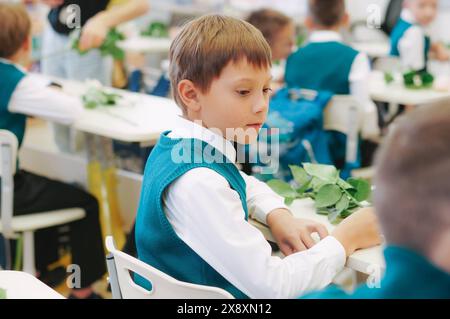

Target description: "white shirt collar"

left=401, top=8, right=417, bottom=24
left=169, top=116, right=237, bottom=163
left=0, top=57, right=27, bottom=73
left=309, top=30, right=343, bottom=43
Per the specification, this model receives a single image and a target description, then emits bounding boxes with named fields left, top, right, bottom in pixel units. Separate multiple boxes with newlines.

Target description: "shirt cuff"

left=251, top=196, right=288, bottom=225
left=309, top=236, right=346, bottom=270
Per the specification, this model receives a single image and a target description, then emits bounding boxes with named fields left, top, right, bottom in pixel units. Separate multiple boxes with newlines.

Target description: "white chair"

left=323, top=95, right=363, bottom=167
left=105, top=236, right=234, bottom=299
left=0, top=130, right=85, bottom=274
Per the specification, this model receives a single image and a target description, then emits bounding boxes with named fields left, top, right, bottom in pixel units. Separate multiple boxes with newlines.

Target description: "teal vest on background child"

left=135, top=132, right=249, bottom=298
left=0, top=61, right=27, bottom=146
left=390, top=18, right=431, bottom=71
left=302, top=245, right=450, bottom=299
left=285, top=42, right=359, bottom=94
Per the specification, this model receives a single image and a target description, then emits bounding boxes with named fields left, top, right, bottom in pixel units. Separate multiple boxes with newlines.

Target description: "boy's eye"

left=237, top=90, right=251, bottom=96
left=263, top=88, right=273, bottom=94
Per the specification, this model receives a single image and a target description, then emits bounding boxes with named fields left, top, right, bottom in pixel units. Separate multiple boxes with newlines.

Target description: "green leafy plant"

left=403, top=70, right=434, bottom=89
left=267, top=164, right=371, bottom=224
left=384, top=72, right=394, bottom=84
left=0, top=288, right=6, bottom=299
left=71, top=28, right=126, bottom=61
left=81, top=82, right=122, bottom=109
left=141, top=21, right=169, bottom=38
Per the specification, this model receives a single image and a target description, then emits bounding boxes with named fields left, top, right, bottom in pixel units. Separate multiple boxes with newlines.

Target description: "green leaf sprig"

left=141, top=21, right=169, bottom=38
left=267, top=164, right=371, bottom=224
left=403, top=70, right=434, bottom=89
left=71, top=28, right=126, bottom=61
left=81, top=82, right=122, bottom=109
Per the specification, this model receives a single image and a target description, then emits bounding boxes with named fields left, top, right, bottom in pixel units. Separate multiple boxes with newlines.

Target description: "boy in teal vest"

left=135, top=14, right=382, bottom=299
left=0, top=4, right=105, bottom=299
left=303, top=105, right=450, bottom=299
left=390, top=0, right=449, bottom=72
left=285, top=0, right=379, bottom=172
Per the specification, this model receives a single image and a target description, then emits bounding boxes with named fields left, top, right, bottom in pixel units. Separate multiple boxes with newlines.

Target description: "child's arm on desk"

left=430, top=42, right=450, bottom=61
left=8, top=74, right=83, bottom=124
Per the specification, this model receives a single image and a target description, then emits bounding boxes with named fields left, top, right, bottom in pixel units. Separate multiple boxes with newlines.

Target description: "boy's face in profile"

left=407, top=0, right=438, bottom=26
left=195, top=58, right=272, bottom=145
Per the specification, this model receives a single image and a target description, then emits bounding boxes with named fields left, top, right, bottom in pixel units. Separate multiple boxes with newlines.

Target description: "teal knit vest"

left=285, top=41, right=359, bottom=94
left=390, top=18, right=431, bottom=71
left=135, top=132, right=249, bottom=298
left=0, top=61, right=27, bottom=146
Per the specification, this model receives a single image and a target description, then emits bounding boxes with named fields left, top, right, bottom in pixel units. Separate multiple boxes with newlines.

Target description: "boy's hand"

left=79, top=13, right=109, bottom=51
left=332, top=207, right=382, bottom=256
left=267, top=209, right=328, bottom=256
left=431, top=43, right=450, bottom=61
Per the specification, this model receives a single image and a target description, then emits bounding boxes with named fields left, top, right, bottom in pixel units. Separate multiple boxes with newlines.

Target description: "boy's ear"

left=341, top=13, right=350, bottom=28
left=22, top=35, right=32, bottom=52
left=304, top=16, right=315, bottom=30
left=178, top=79, right=201, bottom=112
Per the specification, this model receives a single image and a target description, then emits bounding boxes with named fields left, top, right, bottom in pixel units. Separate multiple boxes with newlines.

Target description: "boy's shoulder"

left=289, top=41, right=359, bottom=60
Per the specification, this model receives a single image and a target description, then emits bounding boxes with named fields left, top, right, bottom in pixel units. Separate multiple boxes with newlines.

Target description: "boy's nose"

left=253, top=95, right=269, bottom=114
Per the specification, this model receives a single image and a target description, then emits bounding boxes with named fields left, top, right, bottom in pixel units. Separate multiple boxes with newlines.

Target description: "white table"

left=369, top=71, right=450, bottom=105
left=351, top=41, right=390, bottom=59
left=250, top=199, right=385, bottom=275
left=117, top=37, right=172, bottom=54
left=0, top=271, right=65, bottom=299
left=32, top=75, right=181, bottom=247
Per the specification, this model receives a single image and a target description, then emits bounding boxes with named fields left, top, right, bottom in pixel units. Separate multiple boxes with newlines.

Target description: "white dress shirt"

left=398, top=9, right=431, bottom=72
left=0, top=58, right=83, bottom=125
left=309, top=31, right=380, bottom=140
left=162, top=116, right=346, bottom=298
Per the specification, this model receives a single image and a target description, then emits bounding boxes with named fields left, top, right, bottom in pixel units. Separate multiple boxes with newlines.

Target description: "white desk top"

left=250, top=198, right=385, bottom=275
left=369, top=71, right=450, bottom=105
left=43, top=76, right=182, bottom=143
left=351, top=41, right=390, bottom=59
left=0, top=271, right=65, bottom=299
left=117, top=37, right=172, bottom=54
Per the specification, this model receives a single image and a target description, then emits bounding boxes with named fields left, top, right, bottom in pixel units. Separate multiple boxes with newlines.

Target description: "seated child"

left=390, top=0, right=449, bottom=72
left=135, top=14, right=381, bottom=299
left=303, top=104, right=450, bottom=298
left=247, top=9, right=296, bottom=89
left=286, top=0, right=379, bottom=140
left=0, top=3, right=105, bottom=299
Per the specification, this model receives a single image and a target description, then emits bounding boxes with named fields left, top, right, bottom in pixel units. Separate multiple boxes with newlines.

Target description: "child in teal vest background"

left=135, top=14, right=382, bottom=299
left=0, top=3, right=105, bottom=299
left=390, top=0, right=449, bottom=72
left=284, top=0, right=379, bottom=176
left=303, top=105, right=450, bottom=299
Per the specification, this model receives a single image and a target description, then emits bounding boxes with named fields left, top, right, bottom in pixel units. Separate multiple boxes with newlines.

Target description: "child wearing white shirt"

left=135, top=14, right=381, bottom=299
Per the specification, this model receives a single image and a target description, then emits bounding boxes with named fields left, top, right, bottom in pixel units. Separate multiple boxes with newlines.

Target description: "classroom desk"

left=351, top=41, right=390, bottom=59
left=369, top=71, right=450, bottom=105
left=250, top=198, right=385, bottom=276
left=0, top=271, right=65, bottom=299
left=31, top=74, right=181, bottom=248
left=117, top=37, right=172, bottom=54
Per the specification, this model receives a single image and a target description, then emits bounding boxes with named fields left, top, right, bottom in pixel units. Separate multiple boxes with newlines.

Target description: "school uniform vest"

left=135, top=132, right=249, bottom=298
left=285, top=42, right=359, bottom=94
left=0, top=61, right=27, bottom=147
left=390, top=18, right=431, bottom=70
left=303, top=246, right=450, bottom=299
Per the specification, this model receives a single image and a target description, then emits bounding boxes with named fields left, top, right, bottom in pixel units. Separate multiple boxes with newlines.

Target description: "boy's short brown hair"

left=246, top=9, right=292, bottom=47
left=169, top=14, right=272, bottom=113
left=308, top=0, right=346, bottom=28
left=374, top=105, right=450, bottom=257
left=0, top=3, right=31, bottom=58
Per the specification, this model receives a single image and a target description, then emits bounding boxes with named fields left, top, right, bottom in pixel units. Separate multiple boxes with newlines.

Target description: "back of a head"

left=246, top=9, right=292, bottom=46
left=308, top=0, right=346, bottom=28
left=374, top=105, right=450, bottom=257
left=0, top=3, right=31, bottom=59
left=169, top=14, right=272, bottom=113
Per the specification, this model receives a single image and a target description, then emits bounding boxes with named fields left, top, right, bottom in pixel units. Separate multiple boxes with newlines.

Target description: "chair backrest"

left=105, top=236, right=234, bottom=299
left=381, top=0, right=403, bottom=36
left=0, top=130, right=18, bottom=239
left=324, top=96, right=362, bottom=165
